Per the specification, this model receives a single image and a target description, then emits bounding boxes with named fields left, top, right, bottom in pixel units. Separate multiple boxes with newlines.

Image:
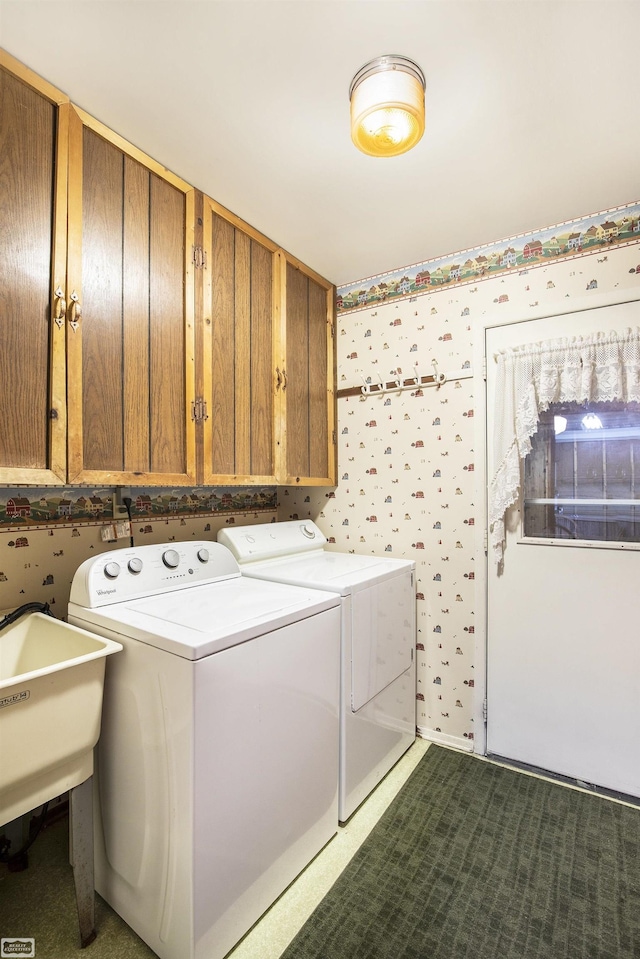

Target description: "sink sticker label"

left=1, top=940, right=36, bottom=958
left=0, top=690, right=30, bottom=710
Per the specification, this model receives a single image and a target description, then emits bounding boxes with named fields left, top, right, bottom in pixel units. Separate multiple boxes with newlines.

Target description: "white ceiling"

left=2, top=1, right=639, bottom=287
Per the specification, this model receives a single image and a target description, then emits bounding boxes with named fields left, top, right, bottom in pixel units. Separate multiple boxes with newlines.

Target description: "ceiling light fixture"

left=349, top=55, right=426, bottom=158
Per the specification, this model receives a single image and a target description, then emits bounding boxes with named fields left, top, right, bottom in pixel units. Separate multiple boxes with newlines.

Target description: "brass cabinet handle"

left=53, top=286, right=66, bottom=328
left=281, top=368, right=287, bottom=391
left=68, top=290, right=82, bottom=332
left=275, top=367, right=282, bottom=390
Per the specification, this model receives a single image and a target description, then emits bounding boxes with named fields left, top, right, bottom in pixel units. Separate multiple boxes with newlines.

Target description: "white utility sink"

left=0, top=612, right=122, bottom=826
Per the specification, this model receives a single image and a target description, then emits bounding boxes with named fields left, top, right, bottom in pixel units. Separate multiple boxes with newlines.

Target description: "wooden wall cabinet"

left=199, top=201, right=337, bottom=487
left=200, top=199, right=279, bottom=485
left=0, top=53, right=69, bottom=484
left=0, top=51, right=196, bottom=487
left=65, top=107, right=196, bottom=485
left=0, top=51, right=336, bottom=489
left=275, top=252, right=337, bottom=486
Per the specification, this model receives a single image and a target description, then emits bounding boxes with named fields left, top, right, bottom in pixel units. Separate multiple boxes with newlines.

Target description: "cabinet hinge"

left=483, top=529, right=488, bottom=552
left=192, top=246, right=207, bottom=270
left=482, top=699, right=488, bottom=723
left=332, top=430, right=337, bottom=445
left=482, top=355, right=487, bottom=380
left=191, top=397, right=208, bottom=422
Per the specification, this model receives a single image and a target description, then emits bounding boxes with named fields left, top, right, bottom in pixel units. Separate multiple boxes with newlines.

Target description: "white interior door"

left=486, top=301, right=640, bottom=797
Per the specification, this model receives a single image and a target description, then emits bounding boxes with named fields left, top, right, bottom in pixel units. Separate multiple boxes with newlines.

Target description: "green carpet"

left=281, top=746, right=640, bottom=959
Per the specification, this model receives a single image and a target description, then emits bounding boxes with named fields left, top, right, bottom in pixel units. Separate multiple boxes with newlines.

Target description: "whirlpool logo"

left=96, top=588, right=116, bottom=596
left=1, top=940, right=36, bottom=958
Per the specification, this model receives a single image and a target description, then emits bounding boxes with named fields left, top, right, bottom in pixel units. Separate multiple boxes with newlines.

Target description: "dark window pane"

left=523, top=402, right=640, bottom=543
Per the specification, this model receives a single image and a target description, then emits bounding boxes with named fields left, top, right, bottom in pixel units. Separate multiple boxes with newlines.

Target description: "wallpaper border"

left=337, top=200, right=640, bottom=316
left=0, top=486, right=277, bottom=530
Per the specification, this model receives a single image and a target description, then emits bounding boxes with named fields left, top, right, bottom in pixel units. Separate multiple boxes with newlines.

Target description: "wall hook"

left=432, top=359, right=446, bottom=387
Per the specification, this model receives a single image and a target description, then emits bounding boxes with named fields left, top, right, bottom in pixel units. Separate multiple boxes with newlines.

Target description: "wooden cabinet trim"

left=0, top=49, right=69, bottom=105
left=205, top=196, right=279, bottom=253
left=71, top=105, right=193, bottom=194
left=201, top=197, right=214, bottom=484
left=183, top=190, right=197, bottom=483
left=65, top=105, right=85, bottom=482
left=49, top=101, right=70, bottom=481
left=277, top=247, right=334, bottom=291
left=273, top=251, right=288, bottom=481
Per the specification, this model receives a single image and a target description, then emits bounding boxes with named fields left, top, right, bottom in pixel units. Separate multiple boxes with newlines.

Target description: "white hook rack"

left=354, top=362, right=472, bottom=399
left=431, top=359, right=447, bottom=387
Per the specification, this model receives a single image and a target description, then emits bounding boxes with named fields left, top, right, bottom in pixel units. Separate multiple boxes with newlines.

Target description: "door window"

left=523, top=401, right=640, bottom=544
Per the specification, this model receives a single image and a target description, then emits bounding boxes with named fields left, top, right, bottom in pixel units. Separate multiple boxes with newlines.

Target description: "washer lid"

left=69, top=577, right=340, bottom=659
left=236, top=550, right=415, bottom=595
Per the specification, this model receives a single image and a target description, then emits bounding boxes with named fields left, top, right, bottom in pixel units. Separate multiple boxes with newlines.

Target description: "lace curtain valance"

left=489, top=327, right=640, bottom=565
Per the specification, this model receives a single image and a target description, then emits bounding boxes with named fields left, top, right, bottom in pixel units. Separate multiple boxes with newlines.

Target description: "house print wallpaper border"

left=0, top=486, right=277, bottom=530
left=336, top=200, right=640, bottom=316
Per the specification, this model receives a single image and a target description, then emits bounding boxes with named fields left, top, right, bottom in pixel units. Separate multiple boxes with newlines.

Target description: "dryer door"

left=351, top=569, right=415, bottom=711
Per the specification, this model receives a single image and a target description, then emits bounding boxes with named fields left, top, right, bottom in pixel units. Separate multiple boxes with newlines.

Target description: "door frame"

left=471, top=286, right=640, bottom=757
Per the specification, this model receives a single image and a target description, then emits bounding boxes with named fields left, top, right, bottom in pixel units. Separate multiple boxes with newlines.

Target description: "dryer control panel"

left=219, top=520, right=327, bottom=563
left=70, top=541, right=239, bottom=607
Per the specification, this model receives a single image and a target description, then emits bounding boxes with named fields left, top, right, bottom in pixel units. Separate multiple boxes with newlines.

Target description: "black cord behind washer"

left=122, top=496, right=134, bottom=548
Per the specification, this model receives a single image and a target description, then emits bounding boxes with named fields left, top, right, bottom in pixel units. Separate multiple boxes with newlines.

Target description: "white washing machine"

left=218, top=521, right=416, bottom=822
left=68, top=541, right=341, bottom=959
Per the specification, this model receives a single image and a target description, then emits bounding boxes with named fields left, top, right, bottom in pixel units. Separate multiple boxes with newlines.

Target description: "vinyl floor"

left=0, top=739, right=430, bottom=959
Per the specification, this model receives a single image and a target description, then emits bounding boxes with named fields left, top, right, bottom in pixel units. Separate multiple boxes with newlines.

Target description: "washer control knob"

left=128, top=557, right=143, bottom=574
left=162, top=549, right=180, bottom=569
left=301, top=524, right=316, bottom=539
left=196, top=548, right=209, bottom=564
left=104, top=562, right=120, bottom=580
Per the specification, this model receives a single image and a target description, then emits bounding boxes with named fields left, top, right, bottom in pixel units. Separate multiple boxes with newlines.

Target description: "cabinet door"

left=201, top=200, right=278, bottom=485
left=0, top=53, right=68, bottom=483
left=277, top=254, right=336, bottom=486
left=66, top=107, right=196, bottom=485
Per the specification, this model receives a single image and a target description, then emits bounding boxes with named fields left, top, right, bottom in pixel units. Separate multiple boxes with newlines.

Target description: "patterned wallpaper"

left=281, top=217, right=640, bottom=751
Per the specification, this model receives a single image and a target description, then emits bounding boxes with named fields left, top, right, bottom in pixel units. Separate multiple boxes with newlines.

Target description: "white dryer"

left=68, top=541, right=340, bottom=959
left=218, top=521, right=416, bottom=822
